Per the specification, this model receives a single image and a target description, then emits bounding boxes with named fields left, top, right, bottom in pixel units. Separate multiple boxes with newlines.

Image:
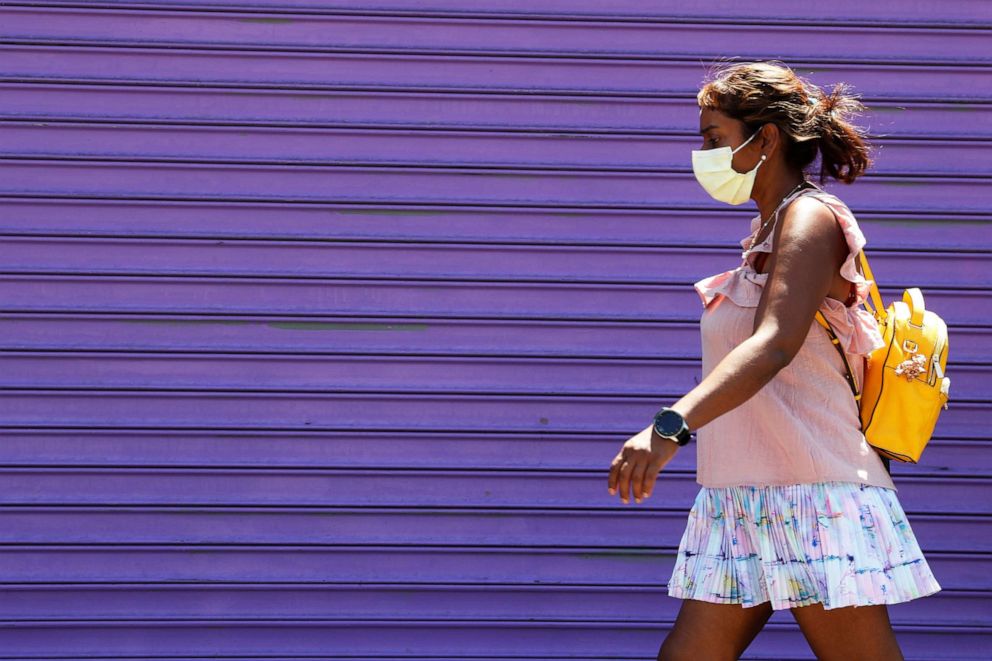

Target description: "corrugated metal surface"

left=1, top=1, right=989, bottom=658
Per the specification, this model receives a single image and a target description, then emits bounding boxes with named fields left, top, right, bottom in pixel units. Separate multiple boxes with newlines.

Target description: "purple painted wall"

left=0, top=1, right=989, bottom=658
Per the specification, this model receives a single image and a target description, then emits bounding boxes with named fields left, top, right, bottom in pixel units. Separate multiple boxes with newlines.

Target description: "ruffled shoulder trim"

left=693, top=267, right=763, bottom=309
left=802, top=192, right=874, bottom=310
left=693, top=189, right=885, bottom=357
left=803, top=191, right=885, bottom=356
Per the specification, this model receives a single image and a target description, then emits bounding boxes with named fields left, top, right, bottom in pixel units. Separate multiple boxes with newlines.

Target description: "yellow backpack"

left=815, top=251, right=950, bottom=466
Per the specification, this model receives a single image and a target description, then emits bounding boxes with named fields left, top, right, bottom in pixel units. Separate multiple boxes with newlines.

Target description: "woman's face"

left=698, top=107, right=754, bottom=173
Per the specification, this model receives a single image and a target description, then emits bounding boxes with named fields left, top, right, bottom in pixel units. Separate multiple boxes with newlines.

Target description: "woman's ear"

left=761, top=123, right=781, bottom=155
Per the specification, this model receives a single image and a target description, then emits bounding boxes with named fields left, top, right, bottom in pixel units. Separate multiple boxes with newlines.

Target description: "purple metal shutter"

left=0, top=1, right=988, bottom=658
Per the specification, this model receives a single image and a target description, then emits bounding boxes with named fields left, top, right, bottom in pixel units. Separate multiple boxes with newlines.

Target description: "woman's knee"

left=657, top=632, right=736, bottom=661
left=790, top=602, right=903, bottom=661
left=656, top=635, right=691, bottom=661
left=657, top=598, right=774, bottom=661
left=657, top=634, right=710, bottom=661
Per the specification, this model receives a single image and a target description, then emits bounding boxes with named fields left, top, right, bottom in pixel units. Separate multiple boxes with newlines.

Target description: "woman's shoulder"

left=797, top=187, right=860, bottom=229
left=784, top=188, right=867, bottom=272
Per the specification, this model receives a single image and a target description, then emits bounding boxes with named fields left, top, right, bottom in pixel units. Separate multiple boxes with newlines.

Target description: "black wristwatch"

left=652, top=406, right=693, bottom=446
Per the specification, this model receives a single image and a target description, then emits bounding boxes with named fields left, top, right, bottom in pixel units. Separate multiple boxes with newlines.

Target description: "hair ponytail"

left=807, top=81, right=874, bottom=184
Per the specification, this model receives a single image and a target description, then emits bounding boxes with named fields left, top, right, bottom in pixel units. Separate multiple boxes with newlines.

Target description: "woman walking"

left=607, top=61, right=941, bottom=660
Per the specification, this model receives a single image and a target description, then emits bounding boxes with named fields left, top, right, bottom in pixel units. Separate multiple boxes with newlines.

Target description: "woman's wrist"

left=666, top=399, right=697, bottom=435
left=649, top=424, right=684, bottom=454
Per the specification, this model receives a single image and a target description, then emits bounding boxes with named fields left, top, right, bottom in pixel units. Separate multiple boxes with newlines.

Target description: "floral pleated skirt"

left=666, top=481, right=942, bottom=610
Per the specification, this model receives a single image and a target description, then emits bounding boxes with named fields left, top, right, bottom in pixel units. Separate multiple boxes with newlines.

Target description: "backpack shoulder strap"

left=858, top=251, right=888, bottom=322
left=814, top=311, right=862, bottom=401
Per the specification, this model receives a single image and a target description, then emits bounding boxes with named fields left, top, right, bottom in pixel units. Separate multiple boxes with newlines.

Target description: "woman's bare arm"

left=668, top=197, right=849, bottom=433
left=610, top=197, right=849, bottom=504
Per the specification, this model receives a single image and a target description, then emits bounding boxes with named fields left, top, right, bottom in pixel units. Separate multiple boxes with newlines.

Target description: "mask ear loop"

left=735, top=125, right=768, bottom=173
left=751, top=123, right=771, bottom=173
left=733, top=127, right=762, bottom=154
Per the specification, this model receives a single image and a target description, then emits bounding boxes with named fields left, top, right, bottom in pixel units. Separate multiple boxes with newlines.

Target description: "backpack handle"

left=903, top=287, right=926, bottom=327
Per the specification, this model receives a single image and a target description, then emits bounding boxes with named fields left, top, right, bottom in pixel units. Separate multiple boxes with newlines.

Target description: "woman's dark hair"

left=696, top=59, right=874, bottom=185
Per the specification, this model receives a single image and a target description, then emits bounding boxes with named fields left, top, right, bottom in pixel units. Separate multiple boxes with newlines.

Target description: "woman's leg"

left=657, top=598, right=774, bottom=661
left=790, top=602, right=904, bottom=661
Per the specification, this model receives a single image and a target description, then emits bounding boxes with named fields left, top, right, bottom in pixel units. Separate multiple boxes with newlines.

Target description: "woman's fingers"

left=642, top=458, right=661, bottom=499
left=616, top=459, right=633, bottom=503
left=630, top=459, right=649, bottom=502
left=609, top=433, right=667, bottom=504
left=607, top=450, right=624, bottom=495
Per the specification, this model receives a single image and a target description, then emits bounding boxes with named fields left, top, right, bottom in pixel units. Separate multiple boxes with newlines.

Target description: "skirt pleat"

left=666, top=481, right=942, bottom=610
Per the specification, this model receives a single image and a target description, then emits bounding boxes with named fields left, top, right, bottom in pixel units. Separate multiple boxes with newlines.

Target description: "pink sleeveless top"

left=692, top=184, right=897, bottom=491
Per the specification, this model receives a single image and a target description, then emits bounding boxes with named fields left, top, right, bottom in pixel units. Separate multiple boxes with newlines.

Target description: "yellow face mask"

left=691, top=126, right=767, bottom=205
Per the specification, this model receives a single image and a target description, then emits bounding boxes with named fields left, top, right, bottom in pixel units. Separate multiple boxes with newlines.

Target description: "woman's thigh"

left=657, top=598, right=774, bottom=661
left=790, top=602, right=904, bottom=661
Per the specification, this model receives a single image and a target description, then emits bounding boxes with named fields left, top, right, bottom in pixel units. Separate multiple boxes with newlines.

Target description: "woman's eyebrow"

left=698, top=124, right=720, bottom=135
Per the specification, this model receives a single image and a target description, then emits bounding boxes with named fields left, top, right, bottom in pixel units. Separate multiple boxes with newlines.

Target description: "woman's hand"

left=607, top=423, right=681, bottom=504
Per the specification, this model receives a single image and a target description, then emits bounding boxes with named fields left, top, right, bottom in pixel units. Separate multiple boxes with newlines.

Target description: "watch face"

left=655, top=409, right=685, bottom=436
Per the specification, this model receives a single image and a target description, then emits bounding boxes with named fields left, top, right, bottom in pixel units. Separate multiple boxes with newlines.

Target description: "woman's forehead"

left=698, top=108, right=735, bottom=132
